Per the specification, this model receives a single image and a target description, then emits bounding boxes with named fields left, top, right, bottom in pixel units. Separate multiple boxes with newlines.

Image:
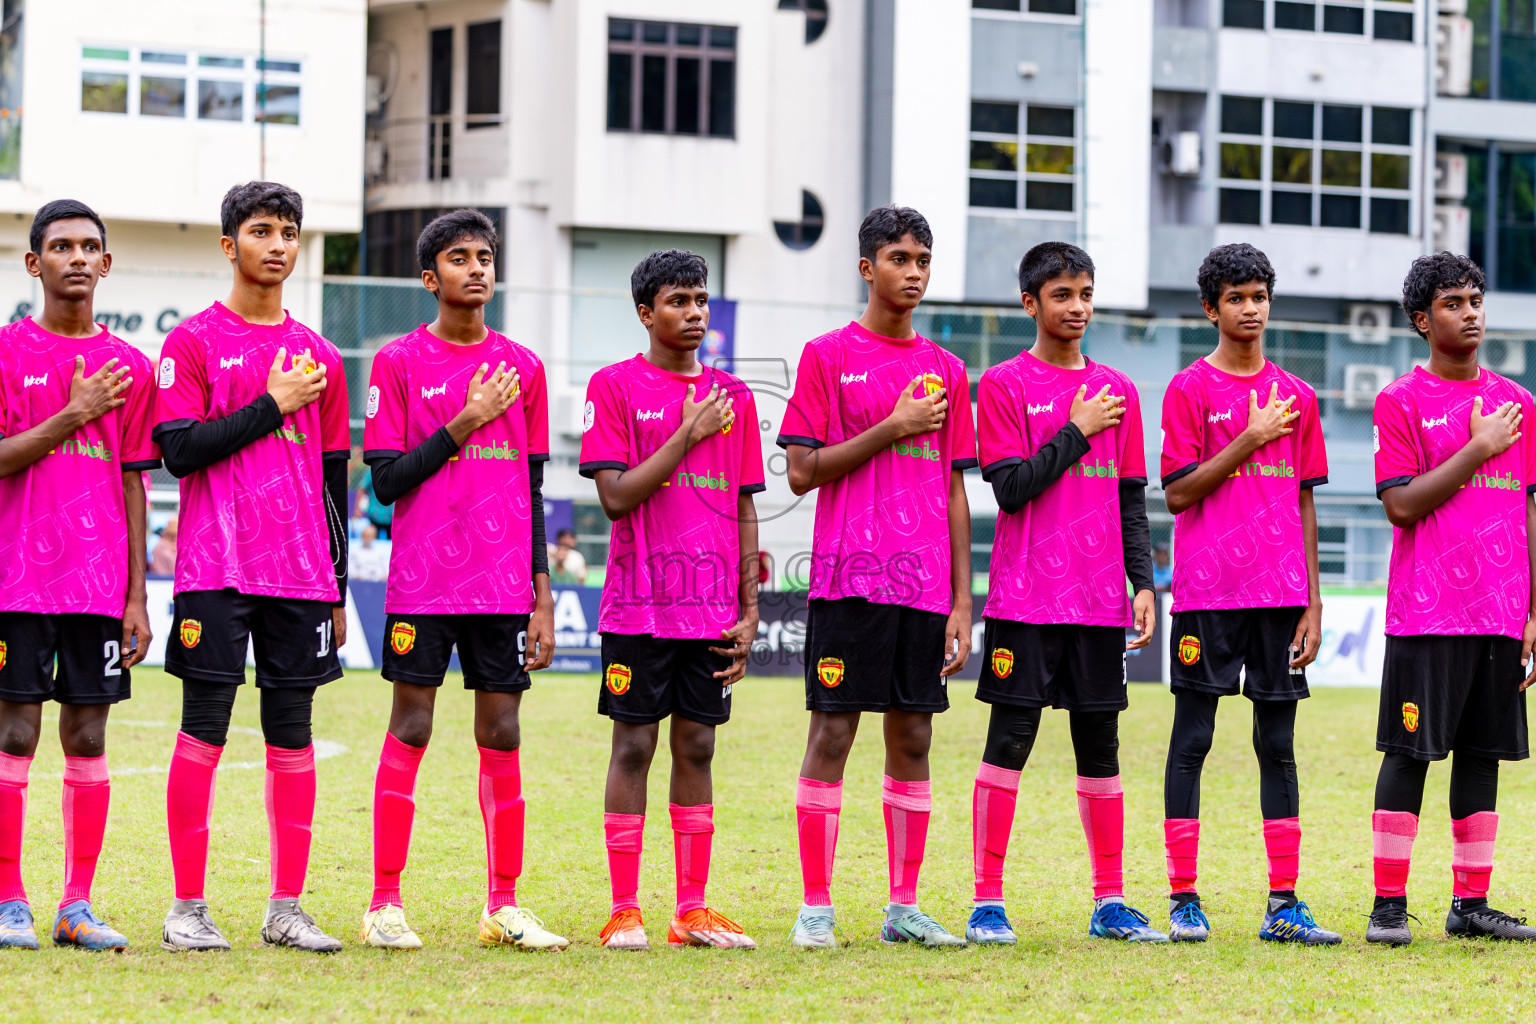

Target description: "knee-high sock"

left=1076, top=775, right=1124, bottom=900
left=166, top=732, right=221, bottom=901
left=1372, top=809, right=1418, bottom=898
left=604, top=812, right=643, bottom=914
left=670, top=803, right=713, bottom=916
left=1452, top=811, right=1498, bottom=900
left=1263, top=817, right=1301, bottom=892
left=795, top=777, right=841, bottom=907
left=371, top=733, right=426, bottom=911
left=882, top=776, right=931, bottom=906
left=0, top=751, right=31, bottom=904
left=60, top=755, right=111, bottom=907
left=265, top=744, right=316, bottom=901
left=972, top=762, right=1021, bottom=902
left=1164, top=818, right=1199, bottom=895
left=478, top=746, right=523, bottom=912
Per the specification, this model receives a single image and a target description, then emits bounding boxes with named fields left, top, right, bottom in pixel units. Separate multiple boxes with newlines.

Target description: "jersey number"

left=103, top=641, right=121, bottom=678
left=316, top=620, right=332, bottom=657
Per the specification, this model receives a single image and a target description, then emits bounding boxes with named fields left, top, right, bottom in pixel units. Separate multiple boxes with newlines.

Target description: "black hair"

left=416, top=208, right=499, bottom=272
left=1401, top=252, right=1485, bottom=337
left=858, top=205, right=932, bottom=261
left=630, top=249, right=708, bottom=309
left=1018, top=241, right=1095, bottom=299
left=556, top=528, right=576, bottom=542
left=1197, top=242, right=1275, bottom=308
left=220, top=181, right=303, bottom=238
left=29, top=199, right=107, bottom=256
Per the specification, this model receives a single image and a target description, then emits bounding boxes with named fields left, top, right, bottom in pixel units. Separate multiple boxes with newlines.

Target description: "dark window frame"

left=606, top=19, right=737, bottom=139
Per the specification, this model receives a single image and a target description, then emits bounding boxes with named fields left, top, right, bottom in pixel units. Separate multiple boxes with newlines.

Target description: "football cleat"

left=667, top=907, right=756, bottom=949
left=0, top=900, right=38, bottom=950
left=879, top=906, right=967, bottom=947
left=360, top=904, right=422, bottom=950
left=261, top=898, right=343, bottom=953
left=1364, top=900, right=1413, bottom=947
left=1168, top=898, right=1211, bottom=942
left=1446, top=901, right=1536, bottom=941
left=1088, top=900, right=1169, bottom=942
left=1260, top=899, right=1341, bottom=945
left=161, top=898, right=231, bottom=952
left=478, top=905, right=569, bottom=950
left=53, top=900, right=128, bottom=950
left=965, top=904, right=1017, bottom=945
left=788, top=904, right=838, bottom=949
left=600, top=908, right=649, bottom=951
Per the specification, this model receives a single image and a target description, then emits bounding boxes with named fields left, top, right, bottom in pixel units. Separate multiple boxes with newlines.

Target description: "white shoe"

left=161, top=898, right=232, bottom=952
left=361, top=904, right=422, bottom=950
left=477, top=905, right=569, bottom=950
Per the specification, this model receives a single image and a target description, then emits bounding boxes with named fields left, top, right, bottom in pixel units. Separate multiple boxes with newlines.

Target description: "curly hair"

left=1197, top=243, right=1275, bottom=308
left=1018, top=241, right=1095, bottom=299
left=1401, top=252, right=1485, bottom=337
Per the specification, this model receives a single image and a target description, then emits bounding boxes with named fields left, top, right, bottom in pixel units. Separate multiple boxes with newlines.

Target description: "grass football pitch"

left=9, top=669, right=1536, bottom=1022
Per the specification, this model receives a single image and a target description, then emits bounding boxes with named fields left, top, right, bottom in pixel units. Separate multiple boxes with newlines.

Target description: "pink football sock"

left=1263, top=817, right=1302, bottom=892
left=1372, top=809, right=1418, bottom=898
left=604, top=812, right=643, bottom=914
left=669, top=803, right=714, bottom=916
left=0, top=751, right=31, bottom=904
left=882, top=776, right=931, bottom=906
left=795, top=777, right=841, bottom=906
left=371, top=733, right=427, bottom=911
left=1076, top=775, right=1125, bottom=900
left=265, top=744, right=316, bottom=901
left=166, top=732, right=221, bottom=901
left=972, top=762, right=1021, bottom=902
left=1452, top=811, right=1498, bottom=899
left=60, top=755, right=111, bottom=907
left=478, top=746, right=524, bottom=912
left=1164, top=818, right=1200, bottom=895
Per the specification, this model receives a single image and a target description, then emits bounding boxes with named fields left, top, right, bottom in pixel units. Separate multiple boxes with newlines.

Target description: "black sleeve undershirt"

left=530, top=461, right=548, bottom=578
left=364, top=426, right=460, bottom=506
left=152, top=394, right=283, bottom=478
left=325, top=455, right=347, bottom=608
left=1119, top=478, right=1155, bottom=596
left=984, top=422, right=1091, bottom=515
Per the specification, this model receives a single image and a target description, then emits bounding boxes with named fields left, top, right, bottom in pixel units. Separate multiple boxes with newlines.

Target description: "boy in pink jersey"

left=968, top=242, right=1163, bottom=945
left=155, top=182, right=350, bottom=953
left=359, top=210, right=563, bottom=952
left=779, top=207, right=975, bottom=949
left=581, top=250, right=763, bottom=951
left=1158, top=243, right=1339, bottom=945
left=1365, top=253, right=1536, bottom=946
left=0, top=201, right=157, bottom=951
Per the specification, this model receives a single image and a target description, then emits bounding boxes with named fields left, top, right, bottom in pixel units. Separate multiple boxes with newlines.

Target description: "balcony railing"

left=365, top=113, right=508, bottom=186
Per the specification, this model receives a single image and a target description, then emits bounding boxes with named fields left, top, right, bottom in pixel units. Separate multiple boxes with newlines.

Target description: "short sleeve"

left=153, top=325, right=208, bottom=429
left=777, top=342, right=831, bottom=449
left=1374, top=389, right=1418, bottom=496
left=317, top=342, right=351, bottom=454
left=948, top=363, right=978, bottom=471
left=1159, top=378, right=1203, bottom=487
left=1119, top=379, right=1147, bottom=481
left=522, top=356, right=550, bottom=461
left=977, top=369, right=1024, bottom=477
left=362, top=346, right=408, bottom=457
left=119, top=347, right=161, bottom=470
left=1298, top=389, right=1329, bottom=489
left=578, top=370, right=631, bottom=477
left=736, top=388, right=766, bottom=494
left=1524, top=392, right=1536, bottom=495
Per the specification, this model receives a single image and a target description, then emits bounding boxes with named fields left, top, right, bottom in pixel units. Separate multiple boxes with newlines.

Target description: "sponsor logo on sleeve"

left=179, top=619, right=202, bottom=648
left=1373, top=425, right=1380, bottom=453
left=990, top=647, right=1014, bottom=679
left=366, top=385, right=380, bottom=419
left=390, top=621, right=416, bottom=656
left=158, top=357, right=175, bottom=389
left=583, top=400, right=595, bottom=434
left=605, top=663, right=632, bottom=695
left=1177, top=635, right=1202, bottom=665
left=1402, top=701, right=1419, bottom=732
left=816, top=656, right=845, bottom=688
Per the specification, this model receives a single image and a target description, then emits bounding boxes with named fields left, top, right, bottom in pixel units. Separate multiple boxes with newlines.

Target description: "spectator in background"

left=548, top=528, right=587, bottom=585
left=1153, top=543, right=1172, bottom=593
left=354, top=464, right=393, bottom=539
left=349, top=523, right=390, bottom=582
left=758, top=549, right=772, bottom=591
left=150, top=515, right=179, bottom=577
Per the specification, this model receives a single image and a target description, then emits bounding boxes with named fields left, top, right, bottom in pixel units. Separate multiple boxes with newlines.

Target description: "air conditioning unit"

left=1482, top=337, right=1526, bottom=376
left=1437, top=16, right=1473, bottom=96
left=1344, top=364, right=1396, bottom=410
left=1439, top=0, right=1467, bottom=14
left=1433, top=203, right=1472, bottom=255
left=1160, top=131, right=1202, bottom=177
left=1435, top=153, right=1468, bottom=201
left=1347, top=303, right=1394, bottom=344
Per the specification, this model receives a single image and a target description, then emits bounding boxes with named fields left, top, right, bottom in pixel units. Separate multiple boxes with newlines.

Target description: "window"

left=607, top=20, right=736, bottom=138
left=1222, top=0, right=1411, bottom=38
left=466, top=20, right=501, bottom=124
left=80, top=44, right=301, bottom=125
left=777, top=0, right=829, bottom=43
left=968, top=100, right=1077, bottom=214
left=973, top=0, right=1079, bottom=12
left=1217, top=96, right=1414, bottom=233
left=775, top=190, right=825, bottom=250
left=1468, top=0, right=1536, bottom=101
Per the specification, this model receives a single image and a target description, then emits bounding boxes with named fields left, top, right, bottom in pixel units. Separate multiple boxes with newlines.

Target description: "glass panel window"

left=1273, top=101, right=1314, bottom=139
left=973, top=0, right=1022, bottom=8
left=1371, top=152, right=1411, bottom=190
left=1370, top=196, right=1411, bottom=234
left=607, top=53, right=632, bottom=130
left=1321, top=149, right=1362, bottom=186
left=1273, top=146, right=1313, bottom=184
left=1272, top=190, right=1313, bottom=224
left=1025, top=180, right=1073, bottom=211
left=676, top=24, right=702, bottom=46
left=141, top=51, right=185, bottom=64
left=1029, top=0, right=1078, bottom=14
left=970, top=178, right=1017, bottom=208
left=1320, top=193, right=1362, bottom=227
left=608, top=20, right=737, bottom=138
left=971, top=101, right=1018, bottom=135
left=199, top=55, right=243, bottom=68
left=709, top=26, right=736, bottom=48
left=82, top=46, right=128, bottom=61
left=198, top=80, right=243, bottom=121
left=1025, top=142, right=1074, bottom=174
left=255, top=84, right=299, bottom=125
left=1224, top=0, right=1266, bottom=28
left=1221, top=95, right=1263, bottom=135
left=256, top=59, right=301, bottom=73
left=609, top=20, right=635, bottom=41
left=141, top=77, right=186, bottom=117
left=81, top=72, right=128, bottom=113
left=1027, top=105, right=1074, bottom=137
left=1275, top=2, right=1317, bottom=29
left=640, top=54, right=665, bottom=131
left=1220, top=188, right=1262, bottom=223
left=1372, top=106, right=1412, bottom=146
left=675, top=57, right=701, bottom=134
left=968, top=100, right=1077, bottom=213
left=1322, top=4, right=1366, bottom=33
left=643, top=22, right=669, bottom=43
left=1220, top=142, right=1262, bottom=179
left=708, top=59, right=735, bottom=137
left=1322, top=104, right=1363, bottom=143
left=1374, top=9, right=1414, bottom=39
left=970, top=140, right=1018, bottom=171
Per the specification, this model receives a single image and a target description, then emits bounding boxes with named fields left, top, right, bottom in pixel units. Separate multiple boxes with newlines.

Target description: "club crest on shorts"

left=179, top=619, right=202, bottom=649
left=816, top=656, right=845, bottom=688
left=606, top=663, right=632, bottom=695
left=1402, top=701, right=1419, bottom=733
left=921, top=373, right=944, bottom=398
left=990, top=647, right=1014, bottom=679
left=1178, top=635, right=1202, bottom=665
left=390, top=621, right=416, bottom=656
left=0, top=639, right=7, bottom=672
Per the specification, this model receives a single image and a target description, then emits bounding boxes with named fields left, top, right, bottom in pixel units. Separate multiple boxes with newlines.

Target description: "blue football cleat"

left=53, top=900, right=128, bottom=950
left=1168, top=898, right=1211, bottom=942
left=965, top=904, right=1017, bottom=945
left=0, top=900, right=38, bottom=949
left=1089, top=900, right=1169, bottom=942
left=1259, top=899, right=1341, bottom=945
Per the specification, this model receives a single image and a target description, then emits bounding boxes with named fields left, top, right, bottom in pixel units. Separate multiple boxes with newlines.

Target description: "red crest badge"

left=390, top=622, right=417, bottom=656
left=179, top=619, right=202, bottom=649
